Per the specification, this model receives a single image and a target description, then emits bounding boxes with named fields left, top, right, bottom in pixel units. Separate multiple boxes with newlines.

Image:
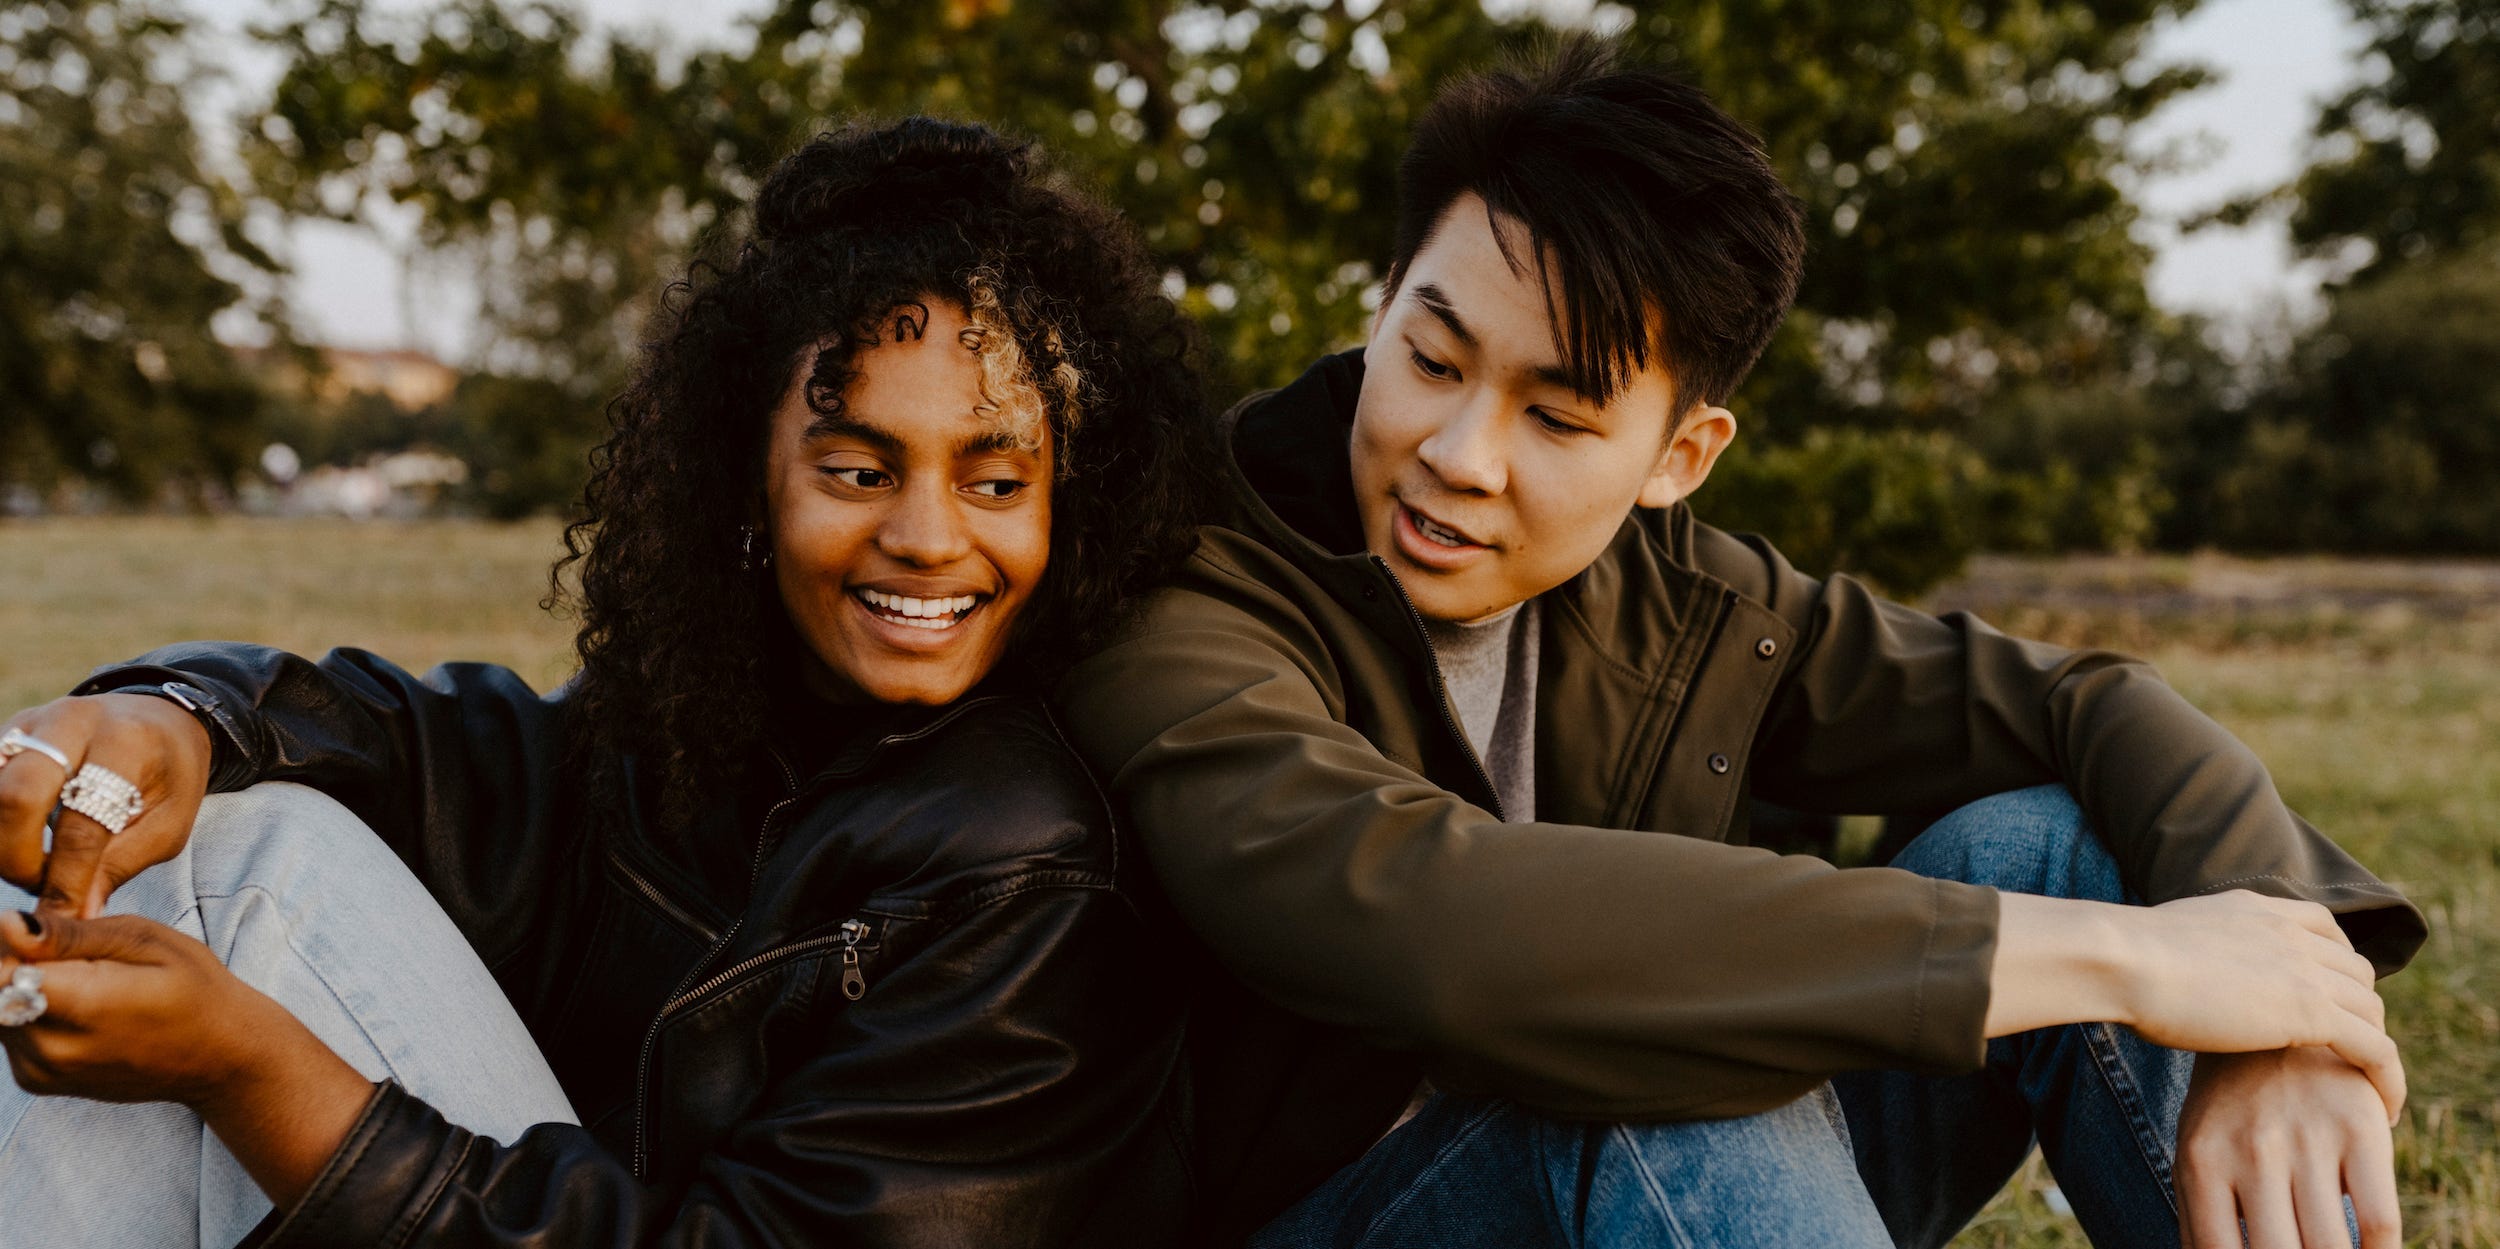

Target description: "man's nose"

left=1415, top=390, right=1509, bottom=495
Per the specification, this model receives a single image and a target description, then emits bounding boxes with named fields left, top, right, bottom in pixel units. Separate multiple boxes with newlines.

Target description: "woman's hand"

left=2178, top=1047, right=2402, bottom=1249
left=0, top=693, right=213, bottom=918
left=0, top=909, right=373, bottom=1209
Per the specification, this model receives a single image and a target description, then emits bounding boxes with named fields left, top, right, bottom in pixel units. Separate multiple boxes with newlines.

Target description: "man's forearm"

left=1982, top=892, right=2132, bottom=1036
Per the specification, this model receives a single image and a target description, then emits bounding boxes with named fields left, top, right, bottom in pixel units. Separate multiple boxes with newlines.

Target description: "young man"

left=1057, top=37, right=2425, bottom=1249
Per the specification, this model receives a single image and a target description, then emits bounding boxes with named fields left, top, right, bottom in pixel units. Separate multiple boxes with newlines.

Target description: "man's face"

left=762, top=297, right=1053, bottom=705
left=1350, top=195, right=1735, bottom=622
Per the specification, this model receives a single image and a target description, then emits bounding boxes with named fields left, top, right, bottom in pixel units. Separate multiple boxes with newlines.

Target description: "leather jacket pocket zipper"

left=840, top=918, right=871, bottom=1000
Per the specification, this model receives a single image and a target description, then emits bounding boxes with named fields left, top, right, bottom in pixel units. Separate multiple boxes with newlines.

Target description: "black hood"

left=1224, top=349, right=1370, bottom=557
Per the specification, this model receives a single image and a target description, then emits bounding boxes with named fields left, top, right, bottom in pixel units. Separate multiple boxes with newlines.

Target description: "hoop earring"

left=738, top=525, right=773, bottom=572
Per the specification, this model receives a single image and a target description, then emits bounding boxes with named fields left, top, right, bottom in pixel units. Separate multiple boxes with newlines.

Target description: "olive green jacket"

left=1059, top=352, right=2423, bottom=1235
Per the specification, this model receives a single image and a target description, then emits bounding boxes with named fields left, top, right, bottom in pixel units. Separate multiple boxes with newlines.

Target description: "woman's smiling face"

left=762, top=298, right=1053, bottom=705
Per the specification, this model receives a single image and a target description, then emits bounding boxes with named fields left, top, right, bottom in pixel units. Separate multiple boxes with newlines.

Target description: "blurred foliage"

left=2203, top=249, right=2500, bottom=552
left=31, top=0, right=2499, bottom=582
left=0, top=0, right=289, bottom=500
left=2287, top=0, right=2500, bottom=278
left=1703, top=428, right=1989, bottom=596
left=2181, top=0, right=2500, bottom=555
left=230, top=0, right=2213, bottom=593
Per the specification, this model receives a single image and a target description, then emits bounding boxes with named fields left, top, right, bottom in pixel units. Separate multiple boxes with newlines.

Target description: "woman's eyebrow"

left=956, top=429, right=1030, bottom=458
left=802, top=413, right=905, bottom=457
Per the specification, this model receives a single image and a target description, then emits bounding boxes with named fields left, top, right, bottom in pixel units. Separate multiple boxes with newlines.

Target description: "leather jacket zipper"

left=622, top=700, right=998, bottom=1180
left=657, top=919, right=877, bottom=1018
left=608, top=852, right=721, bottom=944
left=1371, top=555, right=1507, bottom=821
left=629, top=749, right=800, bottom=1180
left=839, top=918, right=870, bottom=1000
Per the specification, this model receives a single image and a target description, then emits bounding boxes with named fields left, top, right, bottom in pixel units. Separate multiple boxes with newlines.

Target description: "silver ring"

left=0, top=728, right=71, bottom=773
left=59, top=764, right=144, bottom=835
left=0, top=965, right=45, bottom=1027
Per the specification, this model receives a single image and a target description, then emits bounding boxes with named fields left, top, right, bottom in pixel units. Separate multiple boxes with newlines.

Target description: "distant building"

left=316, top=348, right=460, bottom=411
left=231, top=344, right=473, bottom=517
left=238, top=345, right=461, bottom=412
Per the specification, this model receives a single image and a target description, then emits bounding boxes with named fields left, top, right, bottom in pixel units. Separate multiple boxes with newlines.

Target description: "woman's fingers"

left=39, top=736, right=158, bottom=920
left=0, top=695, right=208, bottom=918
left=2, top=909, right=171, bottom=968
left=0, top=714, right=71, bottom=892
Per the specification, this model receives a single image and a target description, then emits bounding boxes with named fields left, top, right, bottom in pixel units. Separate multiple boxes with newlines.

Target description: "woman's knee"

left=185, top=782, right=401, bottom=904
left=1890, top=784, right=2127, bottom=903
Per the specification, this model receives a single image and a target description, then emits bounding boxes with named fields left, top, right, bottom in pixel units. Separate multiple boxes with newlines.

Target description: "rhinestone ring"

left=59, top=763, right=145, bottom=835
left=0, top=728, right=72, bottom=773
left=0, top=965, right=44, bottom=1027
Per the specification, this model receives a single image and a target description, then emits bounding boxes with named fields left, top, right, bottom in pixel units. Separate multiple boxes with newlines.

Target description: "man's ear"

left=1635, top=405, right=1737, bottom=510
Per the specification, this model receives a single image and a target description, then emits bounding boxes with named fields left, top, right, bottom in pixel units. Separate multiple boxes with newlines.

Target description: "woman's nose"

left=875, top=485, right=973, bottom=565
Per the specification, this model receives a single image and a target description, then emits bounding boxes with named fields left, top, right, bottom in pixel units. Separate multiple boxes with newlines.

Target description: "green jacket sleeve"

left=1058, top=547, right=2002, bottom=1122
left=1706, top=525, right=2427, bottom=976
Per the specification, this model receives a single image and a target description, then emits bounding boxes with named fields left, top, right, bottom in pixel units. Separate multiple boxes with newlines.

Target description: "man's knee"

left=1890, top=784, right=2126, bottom=902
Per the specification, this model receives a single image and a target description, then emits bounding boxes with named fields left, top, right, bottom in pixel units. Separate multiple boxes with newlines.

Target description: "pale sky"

left=183, top=0, right=2377, bottom=356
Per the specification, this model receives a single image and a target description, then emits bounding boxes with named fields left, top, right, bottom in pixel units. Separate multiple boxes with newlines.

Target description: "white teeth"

left=1415, top=513, right=1470, bottom=547
left=856, top=590, right=981, bottom=624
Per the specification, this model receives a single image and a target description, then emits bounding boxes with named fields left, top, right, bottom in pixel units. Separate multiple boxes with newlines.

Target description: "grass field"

left=3, top=519, right=2495, bottom=1245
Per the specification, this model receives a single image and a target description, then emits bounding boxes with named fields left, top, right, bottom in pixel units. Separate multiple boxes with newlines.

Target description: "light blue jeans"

left=0, top=783, right=577, bottom=1249
left=1250, top=785, right=2228, bottom=1249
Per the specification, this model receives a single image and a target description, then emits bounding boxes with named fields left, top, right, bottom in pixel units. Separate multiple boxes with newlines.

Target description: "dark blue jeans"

left=1249, top=785, right=2195, bottom=1249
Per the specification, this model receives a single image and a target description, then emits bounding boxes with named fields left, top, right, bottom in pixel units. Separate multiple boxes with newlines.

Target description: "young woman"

left=0, top=118, right=1205, bottom=1247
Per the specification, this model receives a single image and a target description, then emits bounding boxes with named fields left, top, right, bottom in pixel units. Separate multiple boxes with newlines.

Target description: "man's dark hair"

left=1387, top=36, right=1806, bottom=412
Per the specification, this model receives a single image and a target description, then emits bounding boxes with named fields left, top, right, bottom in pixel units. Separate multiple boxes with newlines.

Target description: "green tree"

left=2287, top=0, right=2500, bottom=277
left=243, top=0, right=2213, bottom=551
left=2180, top=0, right=2500, bottom=555
left=1701, top=427, right=1990, bottom=596
left=0, top=0, right=287, bottom=500
left=2207, top=248, right=2500, bottom=552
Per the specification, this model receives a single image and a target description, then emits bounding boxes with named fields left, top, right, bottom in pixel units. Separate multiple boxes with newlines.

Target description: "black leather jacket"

left=81, top=643, right=1190, bottom=1249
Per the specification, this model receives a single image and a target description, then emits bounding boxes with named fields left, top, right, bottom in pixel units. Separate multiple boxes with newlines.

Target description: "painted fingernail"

left=15, top=910, right=39, bottom=938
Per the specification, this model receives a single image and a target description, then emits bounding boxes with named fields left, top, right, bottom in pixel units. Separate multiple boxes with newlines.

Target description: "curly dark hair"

left=554, top=117, right=1209, bottom=833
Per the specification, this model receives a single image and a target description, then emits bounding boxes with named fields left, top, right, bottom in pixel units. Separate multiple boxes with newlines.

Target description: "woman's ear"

left=1636, top=405, right=1737, bottom=510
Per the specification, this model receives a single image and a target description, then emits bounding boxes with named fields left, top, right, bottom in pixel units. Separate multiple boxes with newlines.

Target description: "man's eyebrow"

left=1410, top=283, right=1478, bottom=349
left=802, top=413, right=904, bottom=457
left=1528, top=362, right=1580, bottom=394
left=1414, top=282, right=1580, bottom=396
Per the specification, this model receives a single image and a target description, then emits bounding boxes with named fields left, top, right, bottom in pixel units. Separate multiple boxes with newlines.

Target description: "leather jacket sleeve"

left=78, top=643, right=580, bottom=953
left=81, top=644, right=1188, bottom=1248
left=245, top=882, right=1182, bottom=1249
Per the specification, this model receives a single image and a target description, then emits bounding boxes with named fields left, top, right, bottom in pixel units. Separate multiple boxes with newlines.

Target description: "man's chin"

left=1392, top=570, right=1506, bottom=624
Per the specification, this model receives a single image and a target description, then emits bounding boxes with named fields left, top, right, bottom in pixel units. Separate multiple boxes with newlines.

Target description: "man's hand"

left=1991, top=891, right=2404, bottom=1123
left=0, top=693, right=212, bottom=918
left=2178, top=1047, right=2402, bottom=1249
left=2117, top=892, right=2404, bottom=1124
